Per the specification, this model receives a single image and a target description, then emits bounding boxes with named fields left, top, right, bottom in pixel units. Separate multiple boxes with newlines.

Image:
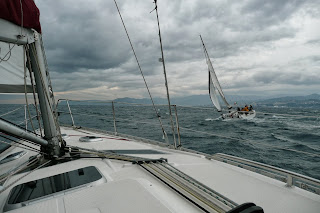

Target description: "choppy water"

left=1, top=104, right=320, bottom=180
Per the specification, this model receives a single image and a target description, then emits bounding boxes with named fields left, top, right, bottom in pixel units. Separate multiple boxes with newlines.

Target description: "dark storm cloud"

left=39, top=0, right=304, bottom=72
left=151, top=0, right=301, bottom=62
left=39, top=0, right=132, bottom=73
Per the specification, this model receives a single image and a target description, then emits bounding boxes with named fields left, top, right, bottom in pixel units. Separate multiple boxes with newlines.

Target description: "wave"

left=289, top=143, right=320, bottom=153
left=288, top=133, right=320, bottom=143
left=271, top=133, right=320, bottom=152
left=271, top=134, right=294, bottom=143
left=284, top=121, right=320, bottom=131
left=272, top=115, right=286, bottom=119
left=247, top=118, right=266, bottom=124
left=205, top=117, right=221, bottom=121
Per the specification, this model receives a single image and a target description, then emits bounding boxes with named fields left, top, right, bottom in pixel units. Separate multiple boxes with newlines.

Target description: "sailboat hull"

left=222, top=110, right=256, bottom=120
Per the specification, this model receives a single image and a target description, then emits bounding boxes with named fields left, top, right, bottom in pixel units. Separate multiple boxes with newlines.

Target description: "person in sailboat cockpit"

left=241, top=105, right=249, bottom=111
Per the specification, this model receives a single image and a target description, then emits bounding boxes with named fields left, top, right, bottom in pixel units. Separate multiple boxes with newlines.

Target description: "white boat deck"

left=0, top=126, right=319, bottom=213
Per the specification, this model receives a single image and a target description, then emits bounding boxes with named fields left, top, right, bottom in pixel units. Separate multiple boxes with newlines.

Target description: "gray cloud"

left=32, top=0, right=320, bottom=99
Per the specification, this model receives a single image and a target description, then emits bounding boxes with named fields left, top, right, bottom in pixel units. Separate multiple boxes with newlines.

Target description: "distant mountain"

left=56, top=93, right=320, bottom=108
left=259, top=93, right=320, bottom=102
left=256, top=93, right=320, bottom=108
left=113, top=94, right=320, bottom=107
left=114, top=95, right=267, bottom=106
left=115, top=95, right=214, bottom=106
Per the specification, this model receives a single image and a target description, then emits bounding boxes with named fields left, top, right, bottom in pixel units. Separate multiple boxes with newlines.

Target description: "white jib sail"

left=0, top=41, right=33, bottom=93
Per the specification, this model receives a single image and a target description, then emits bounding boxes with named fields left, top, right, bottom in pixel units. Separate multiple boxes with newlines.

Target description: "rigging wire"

left=0, top=43, right=16, bottom=63
left=1, top=0, right=24, bottom=63
left=39, top=36, right=60, bottom=129
left=113, top=0, right=169, bottom=143
left=28, top=42, right=63, bottom=144
left=0, top=159, right=51, bottom=194
left=0, top=105, right=25, bottom=117
left=0, top=117, right=41, bottom=137
left=0, top=154, right=40, bottom=183
left=151, top=0, right=177, bottom=148
left=0, top=133, right=41, bottom=148
left=0, top=155, right=42, bottom=185
left=0, top=138, right=42, bottom=155
left=23, top=45, right=36, bottom=133
left=26, top=45, right=43, bottom=137
left=17, top=114, right=38, bottom=126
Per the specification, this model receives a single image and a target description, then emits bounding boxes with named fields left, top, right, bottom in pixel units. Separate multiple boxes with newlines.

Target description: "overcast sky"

left=34, top=0, right=320, bottom=101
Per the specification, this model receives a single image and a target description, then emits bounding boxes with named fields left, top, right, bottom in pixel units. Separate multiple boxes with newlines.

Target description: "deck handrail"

left=56, top=99, right=182, bottom=148
left=213, top=153, right=320, bottom=195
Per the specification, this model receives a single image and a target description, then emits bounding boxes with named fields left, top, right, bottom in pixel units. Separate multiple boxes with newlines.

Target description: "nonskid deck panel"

left=66, top=125, right=320, bottom=196
left=67, top=146, right=236, bottom=212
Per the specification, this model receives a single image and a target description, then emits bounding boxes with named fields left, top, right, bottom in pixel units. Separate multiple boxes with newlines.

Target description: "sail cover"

left=0, top=0, right=41, bottom=33
left=0, top=41, right=33, bottom=93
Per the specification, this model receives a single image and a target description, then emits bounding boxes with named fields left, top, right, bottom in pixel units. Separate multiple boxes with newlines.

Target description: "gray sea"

left=1, top=104, right=319, bottom=180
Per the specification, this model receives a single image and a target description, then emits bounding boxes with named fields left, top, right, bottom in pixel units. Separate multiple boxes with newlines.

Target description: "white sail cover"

left=0, top=41, right=33, bottom=93
left=204, top=45, right=232, bottom=110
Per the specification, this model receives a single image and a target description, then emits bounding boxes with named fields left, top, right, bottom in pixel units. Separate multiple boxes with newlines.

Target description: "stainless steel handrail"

left=213, top=153, right=320, bottom=195
left=112, top=101, right=117, bottom=135
left=56, top=99, right=182, bottom=148
left=56, top=99, right=75, bottom=127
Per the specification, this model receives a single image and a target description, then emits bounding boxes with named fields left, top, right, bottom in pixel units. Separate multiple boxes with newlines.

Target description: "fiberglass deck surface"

left=0, top=126, right=319, bottom=213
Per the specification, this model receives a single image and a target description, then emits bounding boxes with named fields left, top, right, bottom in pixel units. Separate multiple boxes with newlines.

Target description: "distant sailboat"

left=200, top=35, right=256, bottom=120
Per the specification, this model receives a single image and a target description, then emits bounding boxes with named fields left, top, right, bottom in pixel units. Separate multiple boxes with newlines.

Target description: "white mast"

left=28, top=32, right=62, bottom=157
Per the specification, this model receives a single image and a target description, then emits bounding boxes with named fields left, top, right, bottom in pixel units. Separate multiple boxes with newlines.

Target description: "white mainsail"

left=0, top=41, right=33, bottom=93
left=201, top=36, right=232, bottom=111
left=209, top=70, right=222, bottom=111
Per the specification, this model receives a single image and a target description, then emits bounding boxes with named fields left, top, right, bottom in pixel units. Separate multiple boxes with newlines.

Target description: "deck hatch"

left=6, top=166, right=102, bottom=205
left=79, top=136, right=103, bottom=142
left=0, top=151, right=27, bottom=165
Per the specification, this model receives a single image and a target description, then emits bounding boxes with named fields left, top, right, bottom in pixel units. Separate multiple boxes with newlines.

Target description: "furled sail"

left=0, top=0, right=41, bottom=33
left=0, top=41, right=33, bottom=93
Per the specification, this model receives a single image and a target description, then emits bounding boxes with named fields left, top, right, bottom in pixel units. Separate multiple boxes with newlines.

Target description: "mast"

left=28, top=32, right=62, bottom=157
left=152, top=0, right=177, bottom=148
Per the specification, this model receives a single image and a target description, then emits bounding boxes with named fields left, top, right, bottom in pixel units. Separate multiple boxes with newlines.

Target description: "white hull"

left=222, top=110, right=256, bottom=120
left=0, top=126, right=319, bottom=213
